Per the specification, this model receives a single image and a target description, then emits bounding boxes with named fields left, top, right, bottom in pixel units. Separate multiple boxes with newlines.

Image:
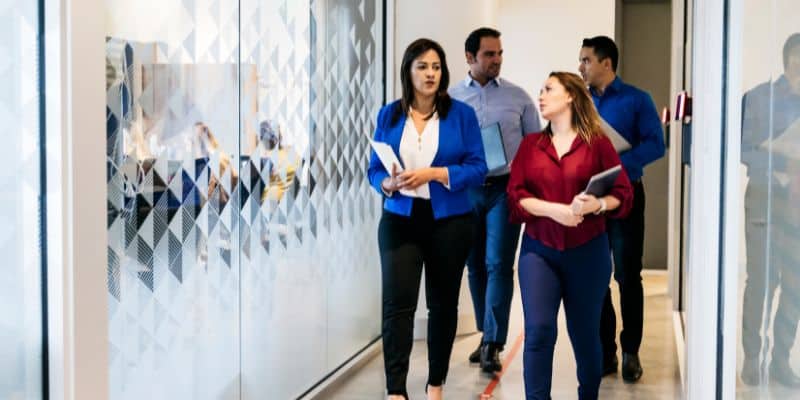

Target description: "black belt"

left=483, top=174, right=510, bottom=186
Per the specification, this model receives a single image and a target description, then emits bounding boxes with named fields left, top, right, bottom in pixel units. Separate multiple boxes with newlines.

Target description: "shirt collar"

left=590, top=75, right=623, bottom=97
left=465, top=72, right=501, bottom=88
left=535, top=132, right=587, bottom=161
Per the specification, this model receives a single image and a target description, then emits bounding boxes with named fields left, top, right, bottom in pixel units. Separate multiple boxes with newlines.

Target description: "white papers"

left=759, top=118, right=800, bottom=161
left=369, top=139, right=404, bottom=173
left=599, top=117, right=632, bottom=153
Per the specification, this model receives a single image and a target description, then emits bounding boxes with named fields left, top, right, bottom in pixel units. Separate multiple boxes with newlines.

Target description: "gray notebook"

left=583, top=165, right=622, bottom=197
left=480, top=123, right=508, bottom=173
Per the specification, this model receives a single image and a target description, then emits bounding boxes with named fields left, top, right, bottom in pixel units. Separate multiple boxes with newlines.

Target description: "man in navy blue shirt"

left=579, top=35, right=665, bottom=382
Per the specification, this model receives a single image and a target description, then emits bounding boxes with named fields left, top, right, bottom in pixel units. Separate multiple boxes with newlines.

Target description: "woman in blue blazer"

left=368, top=38, right=487, bottom=400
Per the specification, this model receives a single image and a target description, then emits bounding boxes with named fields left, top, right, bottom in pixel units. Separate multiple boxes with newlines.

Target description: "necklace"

left=410, top=108, right=431, bottom=151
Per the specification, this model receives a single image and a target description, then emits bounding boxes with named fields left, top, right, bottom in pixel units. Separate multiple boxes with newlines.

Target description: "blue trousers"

left=518, top=233, right=612, bottom=400
left=466, top=177, right=521, bottom=346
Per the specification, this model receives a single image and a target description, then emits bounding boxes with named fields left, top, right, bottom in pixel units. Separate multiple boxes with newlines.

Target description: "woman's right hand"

left=381, top=164, right=402, bottom=193
left=551, top=204, right=584, bottom=227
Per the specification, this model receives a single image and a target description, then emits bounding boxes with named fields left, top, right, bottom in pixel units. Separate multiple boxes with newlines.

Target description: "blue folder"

left=480, top=123, right=508, bottom=173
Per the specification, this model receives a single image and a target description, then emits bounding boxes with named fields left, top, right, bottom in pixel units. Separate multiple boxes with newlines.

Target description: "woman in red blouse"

left=507, top=72, right=632, bottom=400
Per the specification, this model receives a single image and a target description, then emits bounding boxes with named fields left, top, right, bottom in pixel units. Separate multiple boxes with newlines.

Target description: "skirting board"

left=301, top=339, right=383, bottom=399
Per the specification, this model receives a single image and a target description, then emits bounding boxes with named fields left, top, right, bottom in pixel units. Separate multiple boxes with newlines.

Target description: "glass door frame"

left=719, top=0, right=745, bottom=398
left=44, top=0, right=110, bottom=399
left=681, top=0, right=736, bottom=398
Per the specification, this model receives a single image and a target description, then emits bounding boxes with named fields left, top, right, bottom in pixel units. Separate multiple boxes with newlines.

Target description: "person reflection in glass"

left=740, top=32, right=800, bottom=388
left=193, top=122, right=237, bottom=207
left=255, top=120, right=300, bottom=204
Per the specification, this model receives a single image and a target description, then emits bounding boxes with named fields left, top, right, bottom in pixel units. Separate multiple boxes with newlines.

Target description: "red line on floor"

left=479, top=330, right=524, bottom=399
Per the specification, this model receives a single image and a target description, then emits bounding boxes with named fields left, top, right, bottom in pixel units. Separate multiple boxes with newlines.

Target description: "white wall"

left=394, top=0, right=617, bottom=121
left=393, top=0, right=498, bottom=98
left=497, top=0, right=616, bottom=109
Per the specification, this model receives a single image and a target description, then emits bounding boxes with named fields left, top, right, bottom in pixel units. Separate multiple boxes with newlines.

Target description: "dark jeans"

left=518, top=234, right=612, bottom=400
left=466, top=175, right=521, bottom=346
left=600, top=181, right=645, bottom=358
left=378, top=199, right=475, bottom=396
left=741, top=184, right=800, bottom=364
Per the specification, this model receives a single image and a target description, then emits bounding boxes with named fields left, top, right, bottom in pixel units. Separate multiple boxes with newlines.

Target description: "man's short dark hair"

left=465, top=27, right=501, bottom=56
left=783, top=33, right=800, bottom=69
left=582, top=36, right=619, bottom=72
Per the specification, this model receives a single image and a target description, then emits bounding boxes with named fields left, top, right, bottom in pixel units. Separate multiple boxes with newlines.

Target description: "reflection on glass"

left=105, top=1, right=242, bottom=399
left=738, top=18, right=800, bottom=397
left=0, top=1, right=43, bottom=399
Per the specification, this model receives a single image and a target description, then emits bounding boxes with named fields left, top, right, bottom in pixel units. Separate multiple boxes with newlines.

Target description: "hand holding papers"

left=599, top=117, right=632, bottom=153
left=369, top=138, right=404, bottom=173
left=759, top=118, right=800, bottom=161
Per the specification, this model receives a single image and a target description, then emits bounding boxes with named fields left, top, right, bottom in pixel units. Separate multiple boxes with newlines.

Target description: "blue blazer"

left=368, top=99, right=487, bottom=219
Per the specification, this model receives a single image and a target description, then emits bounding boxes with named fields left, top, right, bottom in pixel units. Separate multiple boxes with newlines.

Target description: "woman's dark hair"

left=392, top=38, right=452, bottom=124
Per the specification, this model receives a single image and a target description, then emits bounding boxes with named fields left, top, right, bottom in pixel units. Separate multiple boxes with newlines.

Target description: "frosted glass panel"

left=0, top=1, right=43, bottom=399
left=105, top=1, right=242, bottom=399
left=238, top=0, right=383, bottom=397
left=106, top=0, right=384, bottom=398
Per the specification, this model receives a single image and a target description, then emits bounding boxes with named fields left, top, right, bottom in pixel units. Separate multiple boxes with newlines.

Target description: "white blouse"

left=398, top=111, right=440, bottom=199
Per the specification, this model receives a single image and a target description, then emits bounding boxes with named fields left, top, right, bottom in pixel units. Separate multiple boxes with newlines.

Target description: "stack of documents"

left=599, top=117, right=631, bottom=153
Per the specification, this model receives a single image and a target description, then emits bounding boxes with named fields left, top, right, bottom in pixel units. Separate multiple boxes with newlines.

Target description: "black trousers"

left=741, top=184, right=800, bottom=363
left=378, top=199, right=474, bottom=396
left=600, top=181, right=645, bottom=358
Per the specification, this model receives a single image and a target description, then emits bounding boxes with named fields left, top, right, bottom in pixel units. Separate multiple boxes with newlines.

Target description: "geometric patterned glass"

left=106, top=1, right=383, bottom=398
left=0, top=0, right=43, bottom=399
left=106, top=1, right=242, bottom=399
left=735, top=0, right=800, bottom=398
left=239, top=0, right=383, bottom=397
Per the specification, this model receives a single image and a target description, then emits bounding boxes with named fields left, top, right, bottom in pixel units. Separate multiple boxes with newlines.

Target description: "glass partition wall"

left=105, top=1, right=384, bottom=398
left=732, top=0, right=800, bottom=398
left=0, top=1, right=45, bottom=399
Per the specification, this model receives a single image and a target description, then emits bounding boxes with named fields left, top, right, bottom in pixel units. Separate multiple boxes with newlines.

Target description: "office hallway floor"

left=323, top=272, right=683, bottom=399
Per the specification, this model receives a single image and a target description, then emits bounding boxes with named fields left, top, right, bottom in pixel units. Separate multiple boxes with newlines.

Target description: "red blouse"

left=507, top=132, right=633, bottom=250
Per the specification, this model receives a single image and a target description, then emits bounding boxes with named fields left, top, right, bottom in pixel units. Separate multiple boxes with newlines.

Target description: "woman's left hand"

left=570, top=193, right=601, bottom=216
left=397, top=167, right=444, bottom=189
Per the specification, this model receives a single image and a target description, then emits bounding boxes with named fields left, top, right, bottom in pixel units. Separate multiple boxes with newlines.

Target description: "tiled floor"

left=325, top=272, right=682, bottom=399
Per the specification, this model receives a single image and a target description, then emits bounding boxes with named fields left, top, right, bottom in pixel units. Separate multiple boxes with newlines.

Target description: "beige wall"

left=620, top=1, right=672, bottom=269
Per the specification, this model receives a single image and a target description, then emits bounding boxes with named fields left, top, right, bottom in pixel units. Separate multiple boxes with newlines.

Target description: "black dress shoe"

left=469, top=341, right=482, bottom=363
left=603, top=354, right=618, bottom=376
left=740, top=357, right=760, bottom=386
left=480, top=343, right=503, bottom=373
left=770, top=360, right=800, bottom=388
left=621, top=352, right=643, bottom=382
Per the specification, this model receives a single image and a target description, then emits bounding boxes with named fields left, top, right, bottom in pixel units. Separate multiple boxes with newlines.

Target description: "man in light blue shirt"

left=449, top=27, right=541, bottom=374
